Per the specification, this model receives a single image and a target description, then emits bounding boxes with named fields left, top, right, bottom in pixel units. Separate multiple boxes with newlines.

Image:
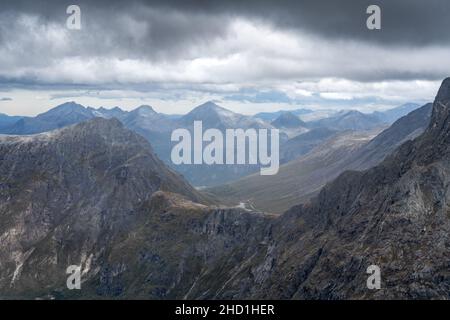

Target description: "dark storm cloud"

left=129, top=0, right=450, bottom=46
left=2, top=0, right=450, bottom=49
left=0, top=0, right=233, bottom=62
left=0, top=0, right=449, bottom=87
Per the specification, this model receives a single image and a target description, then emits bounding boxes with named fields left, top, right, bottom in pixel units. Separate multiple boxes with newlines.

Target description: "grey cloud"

left=0, top=0, right=449, bottom=88
left=142, top=0, right=450, bottom=46
left=2, top=0, right=450, bottom=51
left=0, top=0, right=232, bottom=61
left=0, top=97, right=12, bottom=101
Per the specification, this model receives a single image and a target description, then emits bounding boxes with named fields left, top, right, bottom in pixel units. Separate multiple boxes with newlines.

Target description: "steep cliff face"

left=83, top=191, right=273, bottom=299
left=0, top=78, right=449, bottom=299
left=208, top=78, right=450, bottom=299
left=0, top=117, right=273, bottom=299
left=0, top=118, right=206, bottom=297
left=205, top=102, right=432, bottom=214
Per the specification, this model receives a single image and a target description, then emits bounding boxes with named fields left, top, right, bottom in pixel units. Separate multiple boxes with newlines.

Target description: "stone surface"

left=0, top=79, right=449, bottom=299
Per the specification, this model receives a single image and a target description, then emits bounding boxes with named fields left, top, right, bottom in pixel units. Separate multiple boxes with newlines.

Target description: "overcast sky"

left=0, top=0, right=449, bottom=116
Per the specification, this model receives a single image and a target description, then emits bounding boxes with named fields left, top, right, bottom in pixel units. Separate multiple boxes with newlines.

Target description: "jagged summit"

left=38, top=101, right=91, bottom=118
left=271, top=111, right=306, bottom=128
left=1, top=78, right=450, bottom=299
left=309, top=109, right=384, bottom=131
left=48, top=101, right=85, bottom=111
left=70, top=116, right=124, bottom=132
left=0, top=118, right=125, bottom=146
left=435, top=77, right=450, bottom=102
left=193, top=101, right=225, bottom=111
left=408, top=78, right=450, bottom=164
left=179, top=101, right=268, bottom=131
left=429, top=78, right=450, bottom=136
left=132, top=105, right=157, bottom=114
left=184, top=101, right=233, bottom=119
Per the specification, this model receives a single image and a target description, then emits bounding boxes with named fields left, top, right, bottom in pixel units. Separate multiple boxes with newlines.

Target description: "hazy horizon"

left=0, top=99, right=427, bottom=118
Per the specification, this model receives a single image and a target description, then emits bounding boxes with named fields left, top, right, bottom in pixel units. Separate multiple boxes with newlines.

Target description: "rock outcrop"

left=0, top=78, right=449, bottom=299
left=0, top=118, right=206, bottom=297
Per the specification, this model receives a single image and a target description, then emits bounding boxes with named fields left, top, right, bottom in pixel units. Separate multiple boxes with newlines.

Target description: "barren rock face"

left=241, top=77, right=450, bottom=299
left=0, top=78, right=449, bottom=299
left=0, top=118, right=206, bottom=297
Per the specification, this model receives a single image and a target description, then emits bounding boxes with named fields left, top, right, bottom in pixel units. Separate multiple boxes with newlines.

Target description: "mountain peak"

left=427, top=78, right=450, bottom=140
left=133, top=105, right=156, bottom=114
left=97, top=106, right=123, bottom=112
left=48, top=101, right=86, bottom=113
left=342, top=110, right=363, bottom=116
left=183, top=101, right=236, bottom=121
left=271, top=111, right=305, bottom=128
left=36, top=101, right=92, bottom=121
left=435, top=77, right=450, bottom=103
left=193, top=101, right=228, bottom=112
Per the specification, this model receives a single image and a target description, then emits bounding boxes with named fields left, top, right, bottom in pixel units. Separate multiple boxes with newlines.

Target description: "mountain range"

left=373, top=103, right=421, bottom=124
left=0, top=113, right=23, bottom=131
left=308, top=110, right=386, bottom=131
left=254, top=108, right=314, bottom=121
left=205, top=102, right=433, bottom=213
left=0, top=77, right=448, bottom=299
left=0, top=100, right=420, bottom=187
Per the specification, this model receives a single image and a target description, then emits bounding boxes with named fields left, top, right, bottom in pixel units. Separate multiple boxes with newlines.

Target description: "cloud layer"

left=0, top=0, right=449, bottom=114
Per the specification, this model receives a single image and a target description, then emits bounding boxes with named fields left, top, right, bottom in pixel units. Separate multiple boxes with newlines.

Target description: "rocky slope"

left=243, top=78, right=450, bottom=299
left=279, top=127, right=340, bottom=163
left=0, top=101, right=278, bottom=187
left=271, top=112, right=308, bottom=138
left=0, top=118, right=207, bottom=297
left=373, top=103, right=421, bottom=124
left=0, top=113, right=23, bottom=131
left=0, top=79, right=448, bottom=299
left=347, top=103, right=433, bottom=170
left=271, top=112, right=306, bottom=128
left=205, top=130, right=378, bottom=213
left=206, top=102, right=432, bottom=213
left=1, top=102, right=96, bottom=134
left=309, top=110, right=386, bottom=131
left=129, top=78, right=450, bottom=299
left=169, top=101, right=275, bottom=186
left=183, top=78, right=450, bottom=299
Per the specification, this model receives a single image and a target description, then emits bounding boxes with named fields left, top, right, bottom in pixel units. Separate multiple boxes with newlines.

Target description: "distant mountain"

left=88, top=106, right=128, bottom=119
left=280, top=127, right=339, bottom=163
left=24, top=101, right=94, bottom=134
left=1, top=102, right=104, bottom=134
left=255, top=108, right=313, bottom=121
left=161, top=101, right=275, bottom=186
left=349, top=102, right=432, bottom=170
left=271, top=111, right=306, bottom=128
left=0, top=113, right=23, bottom=130
left=193, top=78, right=450, bottom=299
left=0, top=118, right=202, bottom=203
left=373, top=102, right=420, bottom=124
left=121, top=105, right=174, bottom=132
left=0, top=101, right=276, bottom=187
left=309, top=110, right=386, bottom=131
left=179, top=101, right=270, bottom=130
left=205, top=130, right=377, bottom=213
left=206, top=102, right=433, bottom=213
left=0, top=100, right=422, bottom=188
left=271, top=112, right=308, bottom=139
